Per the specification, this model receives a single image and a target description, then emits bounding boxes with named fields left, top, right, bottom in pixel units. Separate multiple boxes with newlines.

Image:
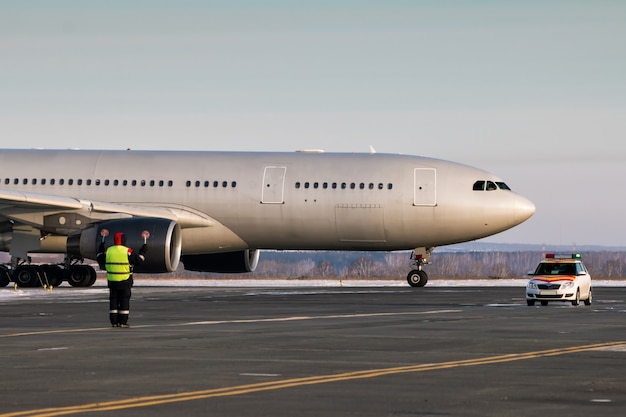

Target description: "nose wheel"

left=407, top=247, right=434, bottom=287
left=407, top=269, right=428, bottom=287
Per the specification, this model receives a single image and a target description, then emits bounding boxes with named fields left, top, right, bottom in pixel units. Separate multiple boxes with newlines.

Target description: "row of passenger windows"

left=1, top=178, right=237, bottom=188
left=2, top=177, right=396, bottom=191
left=295, top=181, right=393, bottom=190
left=472, top=180, right=511, bottom=191
left=187, top=180, right=237, bottom=188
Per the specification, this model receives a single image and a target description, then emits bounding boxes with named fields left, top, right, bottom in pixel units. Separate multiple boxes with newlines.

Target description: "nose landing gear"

left=407, top=247, right=433, bottom=287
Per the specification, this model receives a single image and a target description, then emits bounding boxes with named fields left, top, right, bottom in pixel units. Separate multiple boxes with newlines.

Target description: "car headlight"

left=562, top=281, right=575, bottom=288
left=527, top=282, right=538, bottom=289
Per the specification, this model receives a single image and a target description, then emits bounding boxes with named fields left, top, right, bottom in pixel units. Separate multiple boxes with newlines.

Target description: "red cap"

left=114, top=232, right=125, bottom=245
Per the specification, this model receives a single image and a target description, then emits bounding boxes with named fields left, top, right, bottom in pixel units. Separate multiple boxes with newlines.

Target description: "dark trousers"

left=108, top=279, right=132, bottom=326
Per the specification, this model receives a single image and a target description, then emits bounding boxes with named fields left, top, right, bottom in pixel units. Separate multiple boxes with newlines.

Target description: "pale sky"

left=1, top=1, right=625, bottom=247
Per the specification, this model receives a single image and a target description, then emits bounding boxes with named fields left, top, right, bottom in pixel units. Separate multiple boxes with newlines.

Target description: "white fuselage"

left=0, top=149, right=535, bottom=257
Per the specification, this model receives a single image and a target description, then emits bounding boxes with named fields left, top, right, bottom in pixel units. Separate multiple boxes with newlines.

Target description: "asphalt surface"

left=1, top=284, right=625, bottom=417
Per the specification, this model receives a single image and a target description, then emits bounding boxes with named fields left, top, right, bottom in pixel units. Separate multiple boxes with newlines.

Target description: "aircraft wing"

left=0, top=189, right=83, bottom=210
left=0, top=188, right=213, bottom=233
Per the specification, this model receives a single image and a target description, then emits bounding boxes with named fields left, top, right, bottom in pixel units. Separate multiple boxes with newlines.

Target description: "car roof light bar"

left=545, top=253, right=582, bottom=259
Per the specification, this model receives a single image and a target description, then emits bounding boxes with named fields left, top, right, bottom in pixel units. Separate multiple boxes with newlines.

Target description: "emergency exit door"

left=261, top=166, right=286, bottom=204
left=414, top=168, right=436, bottom=206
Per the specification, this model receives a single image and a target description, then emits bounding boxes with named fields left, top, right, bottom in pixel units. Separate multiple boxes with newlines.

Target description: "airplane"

left=0, top=148, right=535, bottom=288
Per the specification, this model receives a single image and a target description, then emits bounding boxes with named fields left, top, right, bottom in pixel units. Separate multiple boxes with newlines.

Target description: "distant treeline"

left=165, top=250, right=626, bottom=280
left=13, top=250, right=626, bottom=280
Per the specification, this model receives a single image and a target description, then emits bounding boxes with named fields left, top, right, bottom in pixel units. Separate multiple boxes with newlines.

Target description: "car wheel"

left=540, top=301, right=548, bottom=306
left=527, top=299, right=535, bottom=306
left=584, top=288, right=592, bottom=306
left=571, top=289, right=580, bottom=306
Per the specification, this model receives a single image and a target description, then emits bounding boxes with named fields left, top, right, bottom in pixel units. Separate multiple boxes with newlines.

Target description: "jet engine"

left=181, top=249, right=260, bottom=273
left=68, top=218, right=182, bottom=273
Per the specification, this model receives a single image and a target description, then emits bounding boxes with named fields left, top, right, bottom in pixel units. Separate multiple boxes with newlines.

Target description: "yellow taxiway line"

left=2, top=341, right=624, bottom=417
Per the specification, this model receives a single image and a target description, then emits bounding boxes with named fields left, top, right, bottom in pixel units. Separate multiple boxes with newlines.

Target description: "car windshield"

left=535, top=263, right=577, bottom=275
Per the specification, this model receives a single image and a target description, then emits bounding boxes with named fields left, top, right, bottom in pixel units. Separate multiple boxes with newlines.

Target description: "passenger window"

left=473, top=181, right=485, bottom=191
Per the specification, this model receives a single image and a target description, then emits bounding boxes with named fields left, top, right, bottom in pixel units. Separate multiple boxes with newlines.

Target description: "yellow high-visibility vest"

left=105, top=245, right=132, bottom=281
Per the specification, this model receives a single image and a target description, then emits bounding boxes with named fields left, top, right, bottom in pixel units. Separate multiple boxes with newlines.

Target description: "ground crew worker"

left=97, top=230, right=148, bottom=327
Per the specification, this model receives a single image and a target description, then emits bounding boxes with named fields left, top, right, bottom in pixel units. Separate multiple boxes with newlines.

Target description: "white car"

left=526, top=254, right=592, bottom=306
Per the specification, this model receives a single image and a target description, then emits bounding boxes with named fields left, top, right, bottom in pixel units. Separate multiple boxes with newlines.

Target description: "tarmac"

left=1, top=282, right=625, bottom=416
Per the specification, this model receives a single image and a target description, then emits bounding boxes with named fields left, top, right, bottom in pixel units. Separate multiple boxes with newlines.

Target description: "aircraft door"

left=261, top=166, right=286, bottom=204
left=414, top=168, right=436, bottom=206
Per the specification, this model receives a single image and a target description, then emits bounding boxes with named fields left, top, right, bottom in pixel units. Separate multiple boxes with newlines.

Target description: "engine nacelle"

left=68, top=218, right=182, bottom=273
left=181, top=249, right=260, bottom=273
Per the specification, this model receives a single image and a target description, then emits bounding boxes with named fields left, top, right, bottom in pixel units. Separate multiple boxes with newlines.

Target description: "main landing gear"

left=406, top=247, right=433, bottom=287
left=0, top=256, right=97, bottom=288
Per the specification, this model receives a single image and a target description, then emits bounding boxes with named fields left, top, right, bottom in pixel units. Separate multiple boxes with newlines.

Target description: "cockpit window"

left=496, top=182, right=511, bottom=190
left=473, top=180, right=512, bottom=191
left=472, top=181, right=485, bottom=191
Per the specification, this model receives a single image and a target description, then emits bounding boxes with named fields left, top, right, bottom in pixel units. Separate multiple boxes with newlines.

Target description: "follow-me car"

left=526, top=254, right=592, bottom=306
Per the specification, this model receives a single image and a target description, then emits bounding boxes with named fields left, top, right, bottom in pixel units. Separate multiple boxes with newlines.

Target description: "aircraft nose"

left=514, top=195, right=536, bottom=225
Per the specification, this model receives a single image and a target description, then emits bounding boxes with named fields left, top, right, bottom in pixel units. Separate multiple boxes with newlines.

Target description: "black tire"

left=86, top=266, right=97, bottom=286
left=0, top=265, right=11, bottom=287
left=584, top=288, right=592, bottom=306
left=41, top=265, right=64, bottom=287
left=526, top=299, right=535, bottom=306
left=406, top=270, right=428, bottom=287
left=13, top=265, right=41, bottom=288
left=67, top=265, right=93, bottom=287
left=540, top=301, right=549, bottom=306
left=572, top=289, right=580, bottom=306
left=416, top=270, right=428, bottom=287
